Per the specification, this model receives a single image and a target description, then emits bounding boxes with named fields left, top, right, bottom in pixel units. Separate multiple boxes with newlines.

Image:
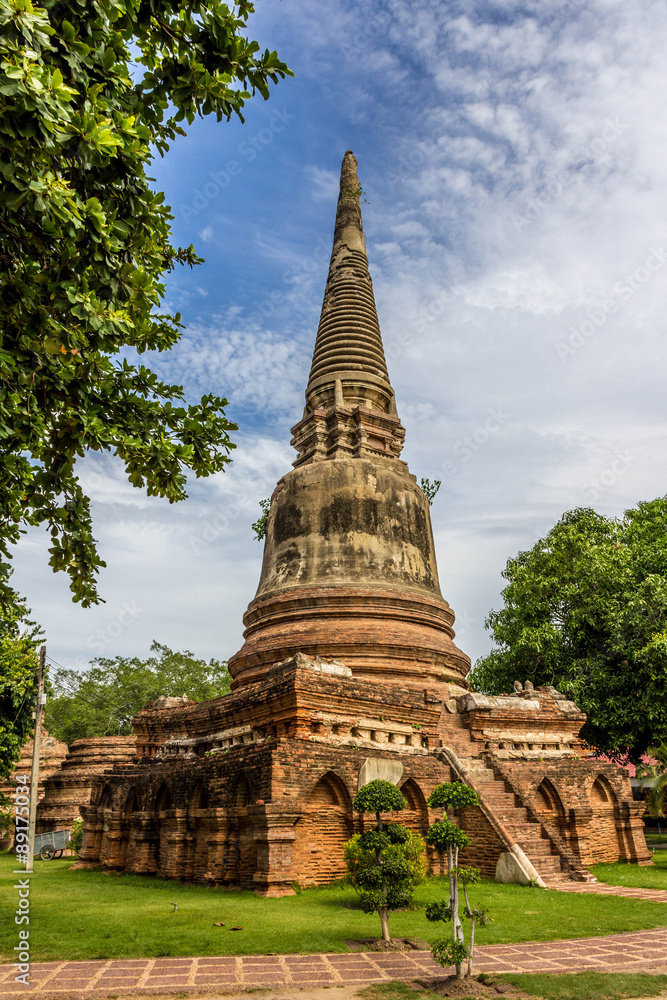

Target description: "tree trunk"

left=453, top=844, right=463, bottom=943
left=467, top=917, right=476, bottom=977
left=379, top=905, right=390, bottom=942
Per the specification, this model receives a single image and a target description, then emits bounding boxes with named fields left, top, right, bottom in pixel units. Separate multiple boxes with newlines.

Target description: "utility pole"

left=26, top=646, right=46, bottom=871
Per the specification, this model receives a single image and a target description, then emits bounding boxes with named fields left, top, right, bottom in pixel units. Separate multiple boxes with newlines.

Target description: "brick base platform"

left=3, top=929, right=667, bottom=997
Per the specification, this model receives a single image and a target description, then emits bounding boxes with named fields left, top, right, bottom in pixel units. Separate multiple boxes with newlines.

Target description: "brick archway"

left=185, top=781, right=210, bottom=881
left=293, top=771, right=353, bottom=887
left=399, top=778, right=429, bottom=834
left=535, top=778, right=568, bottom=836
left=221, top=774, right=257, bottom=885
left=153, top=782, right=174, bottom=876
left=589, top=774, right=623, bottom=862
left=118, top=787, right=139, bottom=868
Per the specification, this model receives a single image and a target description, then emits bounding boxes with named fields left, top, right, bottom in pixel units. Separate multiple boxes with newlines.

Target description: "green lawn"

left=1, top=853, right=666, bottom=963
left=593, top=849, right=667, bottom=890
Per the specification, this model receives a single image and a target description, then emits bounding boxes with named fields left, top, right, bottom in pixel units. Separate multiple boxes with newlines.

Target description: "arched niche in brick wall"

left=588, top=774, right=624, bottom=863
left=189, top=780, right=209, bottom=815
left=153, top=782, right=174, bottom=877
left=154, top=781, right=173, bottom=814
left=185, top=780, right=211, bottom=882
left=535, top=778, right=569, bottom=846
left=399, top=778, right=429, bottom=834
left=221, top=773, right=257, bottom=886
left=118, top=787, right=139, bottom=869
left=98, top=783, right=114, bottom=811
left=293, top=771, right=353, bottom=887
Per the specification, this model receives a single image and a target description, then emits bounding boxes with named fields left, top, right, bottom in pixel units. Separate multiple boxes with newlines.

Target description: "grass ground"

left=1, top=853, right=666, bottom=963
left=593, top=849, right=667, bottom=890
left=363, top=975, right=667, bottom=1000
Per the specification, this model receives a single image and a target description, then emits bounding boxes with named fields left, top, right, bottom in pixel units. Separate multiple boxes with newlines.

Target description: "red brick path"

left=2, top=929, right=667, bottom=997
left=550, top=881, right=667, bottom=903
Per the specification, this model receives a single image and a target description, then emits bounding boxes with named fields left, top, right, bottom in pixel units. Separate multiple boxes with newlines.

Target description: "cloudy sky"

left=15, top=0, right=667, bottom=677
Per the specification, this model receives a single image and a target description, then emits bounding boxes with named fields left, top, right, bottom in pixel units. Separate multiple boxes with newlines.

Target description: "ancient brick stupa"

left=78, top=153, right=650, bottom=894
left=228, top=151, right=469, bottom=695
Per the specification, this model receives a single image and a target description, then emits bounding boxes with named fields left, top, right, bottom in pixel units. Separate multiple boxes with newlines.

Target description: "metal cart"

left=34, top=828, right=71, bottom=860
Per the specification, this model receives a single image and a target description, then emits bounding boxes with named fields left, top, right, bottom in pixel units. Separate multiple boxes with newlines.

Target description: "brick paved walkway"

left=2, top=929, right=667, bottom=997
left=550, top=881, right=667, bottom=903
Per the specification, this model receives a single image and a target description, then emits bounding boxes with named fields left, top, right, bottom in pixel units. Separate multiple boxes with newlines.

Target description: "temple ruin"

left=75, top=152, right=650, bottom=892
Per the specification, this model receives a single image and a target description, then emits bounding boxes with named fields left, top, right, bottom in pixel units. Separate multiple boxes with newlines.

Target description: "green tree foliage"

left=0, top=0, right=291, bottom=606
left=346, top=779, right=425, bottom=943
left=252, top=498, right=270, bottom=541
left=637, top=745, right=667, bottom=819
left=344, top=828, right=427, bottom=897
left=420, top=478, right=441, bottom=506
left=469, top=500, right=667, bottom=762
left=45, top=640, right=230, bottom=743
left=425, top=782, right=488, bottom=979
left=0, top=590, right=42, bottom=797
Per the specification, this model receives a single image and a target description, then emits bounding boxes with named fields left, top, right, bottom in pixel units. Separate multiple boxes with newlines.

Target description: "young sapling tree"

left=346, top=779, right=424, bottom=943
left=425, top=781, right=488, bottom=978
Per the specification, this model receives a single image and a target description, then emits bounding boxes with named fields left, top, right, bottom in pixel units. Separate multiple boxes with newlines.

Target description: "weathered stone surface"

left=496, top=850, right=535, bottom=885
left=358, top=758, right=404, bottom=789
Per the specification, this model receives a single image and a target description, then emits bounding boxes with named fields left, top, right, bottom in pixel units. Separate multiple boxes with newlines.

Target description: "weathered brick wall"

left=80, top=662, right=649, bottom=892
left=36, top=736, right=136, bottom=834
left=1, top=730, right=68, bottom=842
left=458, top=805, right=507, bottom=877
left=497, top=756, right=650, bottom=867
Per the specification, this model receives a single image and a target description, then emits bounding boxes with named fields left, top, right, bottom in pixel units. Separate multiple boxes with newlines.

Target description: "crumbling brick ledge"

left=2, top=928, right=667, bottom=998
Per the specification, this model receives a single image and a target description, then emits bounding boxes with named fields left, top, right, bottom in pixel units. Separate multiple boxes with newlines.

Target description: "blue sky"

left=16, top=0, right=667, bottom=676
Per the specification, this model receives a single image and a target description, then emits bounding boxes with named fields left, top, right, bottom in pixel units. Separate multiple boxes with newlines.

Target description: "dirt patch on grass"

left=417, top=976, right=527, bottom=998
left=345, top=938, right=430, bottom=952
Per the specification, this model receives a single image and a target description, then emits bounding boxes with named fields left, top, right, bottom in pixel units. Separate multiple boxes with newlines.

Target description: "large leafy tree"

left=0, top=588, right=42, bottom=796
left=470, top=499, right=667, bottom=763
left=45, top=640, right=230, bottom=743
left=0, top=0, right=291, bottom=606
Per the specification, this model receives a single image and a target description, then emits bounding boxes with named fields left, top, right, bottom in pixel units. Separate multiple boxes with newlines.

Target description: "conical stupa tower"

left=228, top=152, right=470, bottom=693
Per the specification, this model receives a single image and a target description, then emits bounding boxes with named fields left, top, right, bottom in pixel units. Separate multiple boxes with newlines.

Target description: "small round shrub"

left=427, top=781, right=479, bottom=811
left=425, top=819, right=470, bottom=852
left=353, top=779, right=406, bottom=815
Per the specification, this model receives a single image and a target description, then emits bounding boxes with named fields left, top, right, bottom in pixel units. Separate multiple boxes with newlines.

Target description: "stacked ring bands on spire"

left=307, top=250, right=390, bottom=392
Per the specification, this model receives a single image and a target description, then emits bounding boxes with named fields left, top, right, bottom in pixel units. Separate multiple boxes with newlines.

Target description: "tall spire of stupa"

left=291, top=151, right=405, bottom=466
left=227, top=151, right=470, bottom=695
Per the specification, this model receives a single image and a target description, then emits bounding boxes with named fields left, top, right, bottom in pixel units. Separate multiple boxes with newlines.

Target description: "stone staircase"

left=480, top=770, right=566, bottom=881
left=452, top=756, right=568, bottom=882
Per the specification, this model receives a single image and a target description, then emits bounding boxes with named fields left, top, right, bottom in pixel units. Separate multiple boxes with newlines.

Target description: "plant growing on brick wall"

left=346, top=779, right=425, bottom=943
left=425, top=781, right=488, bottom=979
